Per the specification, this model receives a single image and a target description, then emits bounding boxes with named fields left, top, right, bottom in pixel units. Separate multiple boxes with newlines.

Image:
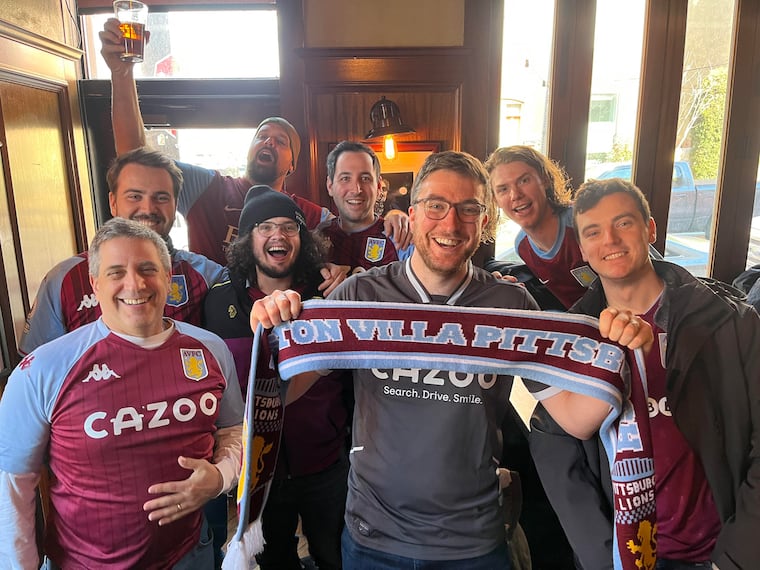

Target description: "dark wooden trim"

left=77, top=0, right=275, bottom=14
left=546, top=0, right=596, bottom=189
left=0, top=137, right=20, bottom=375
left=710, top=0, right=760, bottom=281
left=295, top=47, right=472, bottom=60
left=80, top=78, right=281, bottom=128
left=462, top=0, right=503, bottom=160
left=295, top=46, right=471, bottom=90
left=277, top=0, right=310, bottom=200
left=80, top=78, right=281, bottom=99
left=363, top=141, right=442, bottom=155
left=0, top=70, right=90, bottom=316
left=632, top=0, right=688, bottom=254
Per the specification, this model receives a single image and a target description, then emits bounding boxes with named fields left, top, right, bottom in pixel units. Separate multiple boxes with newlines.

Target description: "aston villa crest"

left=571, top=264, right=598, bottom=287
left=180, top=348, right=208, bottom=381
left=167, top=275, right=189, bottom=307
left=364, top=237, right=386, bottom=263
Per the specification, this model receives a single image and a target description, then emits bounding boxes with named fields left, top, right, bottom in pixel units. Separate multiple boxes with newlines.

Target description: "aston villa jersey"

left=515, top=208, right=596, bottom=309
left=19, top=249, right=226, bottom=355
left=0, top=319, right=243, bottom=568
left=319, top=217, right=402, bottom=273
left=176, top=162, right=328, bottom=265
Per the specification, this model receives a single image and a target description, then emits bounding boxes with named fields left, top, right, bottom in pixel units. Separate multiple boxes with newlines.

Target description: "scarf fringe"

left=222, top=519, right=265, bottom=570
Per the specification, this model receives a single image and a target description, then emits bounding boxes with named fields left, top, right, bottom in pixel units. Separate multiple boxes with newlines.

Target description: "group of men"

left=0, top=14, right=757, bottom=570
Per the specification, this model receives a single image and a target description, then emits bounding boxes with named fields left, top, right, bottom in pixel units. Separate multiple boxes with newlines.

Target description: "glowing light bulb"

left=384, top=135, right=397, bottom=160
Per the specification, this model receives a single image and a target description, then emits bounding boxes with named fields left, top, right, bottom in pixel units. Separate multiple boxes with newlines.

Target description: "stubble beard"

left=246, top=161, right=279, bottom=186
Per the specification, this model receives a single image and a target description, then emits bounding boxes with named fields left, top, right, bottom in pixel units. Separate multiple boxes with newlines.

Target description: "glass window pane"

left=146, top=127, right=258, bottom=250
left=498, top=0, right=554, bottom=152
left=81, top=10, right=279, bottom=79
left=585, top=1, right=646, bottom=171
left=671, top=0, right=735, bottom=276
left=496, top=0, right=555, bottom=259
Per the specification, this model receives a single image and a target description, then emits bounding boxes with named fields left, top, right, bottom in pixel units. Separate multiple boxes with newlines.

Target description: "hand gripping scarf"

left=225, top=300, right=658, bottom=570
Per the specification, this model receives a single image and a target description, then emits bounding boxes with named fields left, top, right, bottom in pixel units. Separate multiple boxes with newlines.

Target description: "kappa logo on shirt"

left=77, top=293, right=99, bottom=311
left=20, top=354, right=34, bottom=370
left=82, top=363, right=122, bottom=383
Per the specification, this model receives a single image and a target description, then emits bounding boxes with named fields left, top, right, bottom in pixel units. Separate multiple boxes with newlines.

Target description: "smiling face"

left=90, top=236, right=171, bottom=338
left=490, top=160, right=553, bottom=234
left=327, top=150, right=381, bottom=231
left=251, top=216, right=301, bottom=280
left=245, top=123, right=293, bottom=187
left=409, top=169, right=487, bottom=285
left=109, top=163, right=177, bottom=237
left=576, top=192, right=656, bottom=284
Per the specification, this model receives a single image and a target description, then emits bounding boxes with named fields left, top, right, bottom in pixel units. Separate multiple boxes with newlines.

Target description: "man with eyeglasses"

left=249, top=151, right=539, bottom=568
left=318, top=141, right=413, bottom=275
left=203, top=186, right=350, bottom=570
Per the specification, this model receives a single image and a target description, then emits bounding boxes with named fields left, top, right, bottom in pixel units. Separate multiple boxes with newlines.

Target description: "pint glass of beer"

left=113, top=0, right=148, bottom=63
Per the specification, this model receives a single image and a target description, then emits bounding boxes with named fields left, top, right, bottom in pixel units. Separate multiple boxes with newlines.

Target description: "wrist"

left=213, top=465, right=224, bottom=497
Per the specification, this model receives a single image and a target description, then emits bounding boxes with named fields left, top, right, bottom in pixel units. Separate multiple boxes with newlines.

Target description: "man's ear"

left=108, top=192, right=118, bottom=217
left=326, top=176, right=334, bottom=197
left=648, top=217, right=657, bottom=243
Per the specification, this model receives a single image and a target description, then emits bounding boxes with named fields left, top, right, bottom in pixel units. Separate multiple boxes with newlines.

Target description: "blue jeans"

left=341, top=527, right=512, bottom=570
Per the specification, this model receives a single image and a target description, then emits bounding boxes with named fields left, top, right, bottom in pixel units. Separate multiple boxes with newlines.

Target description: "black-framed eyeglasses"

left=412, top=198, right=486, bottom=223
left=253, top=221, right=300, bottom=237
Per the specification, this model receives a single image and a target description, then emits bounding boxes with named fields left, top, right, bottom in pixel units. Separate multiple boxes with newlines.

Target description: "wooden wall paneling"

left=307, top=89, right=461, bottom=208
left=297, top=48, right=469, bottom=206
left=710, top=0, right=760, bottom=281
left=546, top=0, right=596, bottom=190
left=0, top=146, right=21, bottom=379
left=279, top=0, right=503, bottom=211
left=0, top=79, right=79, bottom=313
left=0, top=25, right=90, bottom=359
left=632, top=0, right=688, bottom=254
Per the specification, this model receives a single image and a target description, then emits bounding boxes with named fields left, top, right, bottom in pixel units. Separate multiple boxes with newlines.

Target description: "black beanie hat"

left=238, top=185, right=307, bottom=236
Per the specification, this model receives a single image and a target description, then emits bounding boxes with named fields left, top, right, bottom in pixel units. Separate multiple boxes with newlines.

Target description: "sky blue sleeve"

left=175, top=161, right=216, bottom=217
left=0, top=360, right=54, bottom=473
left=18, top=256, right=85, bottom=356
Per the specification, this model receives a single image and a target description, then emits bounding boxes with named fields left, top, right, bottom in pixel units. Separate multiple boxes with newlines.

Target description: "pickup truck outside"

left=585, top=160, right=760, bottom=235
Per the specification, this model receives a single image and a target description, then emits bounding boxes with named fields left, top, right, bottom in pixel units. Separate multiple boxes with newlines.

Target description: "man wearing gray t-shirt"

left=251, top=151, right=538, bottom=568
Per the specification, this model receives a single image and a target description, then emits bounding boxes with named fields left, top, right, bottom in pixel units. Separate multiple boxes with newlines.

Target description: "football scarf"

left=223, top=324, right=285, bottom=570
left=225, top=300, right=657, bottom=570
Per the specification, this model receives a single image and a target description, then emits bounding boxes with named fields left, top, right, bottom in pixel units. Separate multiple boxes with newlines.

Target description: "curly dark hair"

left=225, top=225, right=325, bottom=290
